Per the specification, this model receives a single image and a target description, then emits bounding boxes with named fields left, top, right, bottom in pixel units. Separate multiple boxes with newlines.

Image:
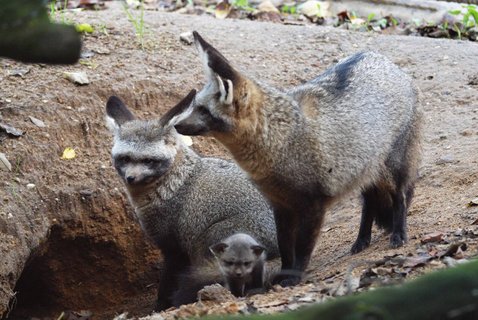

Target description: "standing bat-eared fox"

left=170, top=32, right=423, bottom=286
left=105, top=92, right=279, bottom=309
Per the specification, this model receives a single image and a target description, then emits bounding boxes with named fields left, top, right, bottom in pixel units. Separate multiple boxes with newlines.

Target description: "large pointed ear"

left=193, top=31, right=239, bottom=86
left=251, top=245, right=265, bottom=257
left=209, top=242, right=228, bottom=257
left=105, top=96, right=136, bottom=131
left=160, top=89, right=196, bottom=128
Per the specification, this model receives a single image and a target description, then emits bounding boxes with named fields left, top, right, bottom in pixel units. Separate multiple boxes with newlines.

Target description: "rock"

left=198, top=283, right=236, bottom=303
left=435, top=155, right=454, bottom=165
left=29, top=116, right=46, bottom=128
left=0, top=122, right=24, bottom=137
left=258, top=0, right=279, bottom=13
left=468, top=27, right=478, bottom=41
left=64, top=71, right=89, bottom=85
left=179, top=31, right=194, bottom=45
left=298, top=0, right=328, bottom=19
left=26, top=183, right=36, bottom=189
left=8, top=68, right=30, bottom=77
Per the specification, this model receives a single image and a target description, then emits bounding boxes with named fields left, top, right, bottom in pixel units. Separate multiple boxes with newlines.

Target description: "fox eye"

left=116, top=155, right=130, bottom=163
left=144, top=158, right=155, bottom=164
left=224, top=261, right=234, bottom=267
left=244, top=262, right=252, bottom=267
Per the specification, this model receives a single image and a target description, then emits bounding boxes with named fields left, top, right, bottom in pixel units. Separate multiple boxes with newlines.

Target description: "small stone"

left=258, top=0, right=279, bottom=13
left=8, top=68, right=30, bottom=77
left=26, top=183, right=36, bottom=189
left=179, top=31, right=194, bottom=45
left=460, top=129, right=473, bottom=137
left=29, top=116, right=46, bottom=128
left=436, top=155, right=454, bottom=165
left=64, top=71, right=90, bottom=85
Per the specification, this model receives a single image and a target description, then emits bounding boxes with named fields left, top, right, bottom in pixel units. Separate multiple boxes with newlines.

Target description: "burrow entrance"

left=6, top=225, right=161, bottom=320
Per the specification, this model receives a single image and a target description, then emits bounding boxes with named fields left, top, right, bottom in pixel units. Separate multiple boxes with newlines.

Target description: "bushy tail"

left=171, top=262, right=224, bottom=307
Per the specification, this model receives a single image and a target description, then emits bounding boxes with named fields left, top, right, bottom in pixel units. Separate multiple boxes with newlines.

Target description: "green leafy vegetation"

left=123, top=2, right=146, bottom=49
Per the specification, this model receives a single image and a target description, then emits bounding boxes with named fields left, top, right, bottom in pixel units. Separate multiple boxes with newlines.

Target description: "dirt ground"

left=1, top=3, right=477, bottom=319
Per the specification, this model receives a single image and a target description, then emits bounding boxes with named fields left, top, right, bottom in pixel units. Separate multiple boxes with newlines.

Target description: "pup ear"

left=105, top=96, right=136, bottom=131
left=210, top=242, right=228, bottom=256
left=160, top=89, right=197, bottom=128
left=251, top=245, right=265, bottom=257
left=193, top=31, right=239, bottom=87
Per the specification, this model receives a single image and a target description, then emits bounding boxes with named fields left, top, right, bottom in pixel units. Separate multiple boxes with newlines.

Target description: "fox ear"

left=210, top=242, right=228, bottom=256
left=251, top=245, right=265, bottom=257
left=160, top=89, right=197, bottom=128
left=193, top=31, right=240, bottom=87
left=105, top=96, right=136, bottom=131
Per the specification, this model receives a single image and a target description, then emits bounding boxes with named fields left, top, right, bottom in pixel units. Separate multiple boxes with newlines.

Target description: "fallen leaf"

left=8, top=68, right=30, bottom=77
left=439, top=242, right=467, bottom=258
left=29, top=116, right=46, bottom=128
left=64, top=72, right=90, bottom=85
left=215, top=1, right=231, bottom=19
left=402, top=255, right=432, bottom=268
left=61, top=148, right=76, bottom=160
left=76, top=23, right=94, bottom=34
left=0, top=153, right=12, bottom=171
left=0, top=122, right=24, bottom=137
left=421, top=232, right=444, bottom=244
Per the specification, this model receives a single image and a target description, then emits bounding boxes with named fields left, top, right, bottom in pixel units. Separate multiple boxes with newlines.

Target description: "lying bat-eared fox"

left=170, top=32, right=423, bottom=286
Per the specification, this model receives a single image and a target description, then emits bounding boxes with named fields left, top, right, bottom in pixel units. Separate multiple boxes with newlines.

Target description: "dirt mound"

left=1, top=4, right=477, bottom=319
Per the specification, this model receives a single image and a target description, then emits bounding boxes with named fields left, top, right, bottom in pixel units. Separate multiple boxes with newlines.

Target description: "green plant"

left=281, top=4, right=297, bottom=15
left=232, top=0, right=254, bottom=12
left=449, top=4, right=478, bottom=39
left=366, top=12, right=375, bottom=24
left=123, top=1, right=146, bottom=49
left=49, top=0, right=70, bottom=24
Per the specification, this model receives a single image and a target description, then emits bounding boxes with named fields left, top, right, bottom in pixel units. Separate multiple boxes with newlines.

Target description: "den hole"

left=6, top=225, right=157, bottom=320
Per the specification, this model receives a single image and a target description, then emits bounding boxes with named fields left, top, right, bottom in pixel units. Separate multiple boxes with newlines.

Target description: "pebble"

left=179, top=31, right=194, bottom=45
left=26, top=183, right=36, bottom=189
left=436, top=154, right=454, bottom=165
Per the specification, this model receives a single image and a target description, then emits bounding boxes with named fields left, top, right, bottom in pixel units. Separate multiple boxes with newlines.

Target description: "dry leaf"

left=468, top=197, right=478, bottom=207
left=0, top=122, right=24, bottom=137
left=215, top=1, right=231, bottom=19
left=61, top=148, right=76, bottom=160
left=421, top=232, right=443, bottom=244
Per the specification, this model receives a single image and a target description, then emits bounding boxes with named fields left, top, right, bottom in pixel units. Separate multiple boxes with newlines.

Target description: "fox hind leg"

left=352, top=185, right=393, bottom=254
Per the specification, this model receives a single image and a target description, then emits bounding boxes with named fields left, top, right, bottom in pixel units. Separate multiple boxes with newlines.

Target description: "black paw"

left=351, top=238, right=370, bottom=254
left=390, top=232, right=407, bottom=248
left=154, top=299, right=172, bottom=312
left=272, top=273, right=301, bottom=287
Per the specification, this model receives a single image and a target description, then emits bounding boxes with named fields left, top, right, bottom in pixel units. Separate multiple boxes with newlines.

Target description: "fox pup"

left=105, top=91, right=279, bottom=310
left=172, top=233, right=267, bottom=305
left=210, top=233, right=266, bottom=297
left=170, top=32, right=423, bottom=286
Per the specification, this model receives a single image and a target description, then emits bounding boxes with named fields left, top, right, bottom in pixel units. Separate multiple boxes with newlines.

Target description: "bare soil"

left=1, top=3, right=477, bottom=319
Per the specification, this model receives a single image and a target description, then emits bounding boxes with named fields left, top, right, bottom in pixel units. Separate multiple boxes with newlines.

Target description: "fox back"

left=171, top=32, right=422, bottom=285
